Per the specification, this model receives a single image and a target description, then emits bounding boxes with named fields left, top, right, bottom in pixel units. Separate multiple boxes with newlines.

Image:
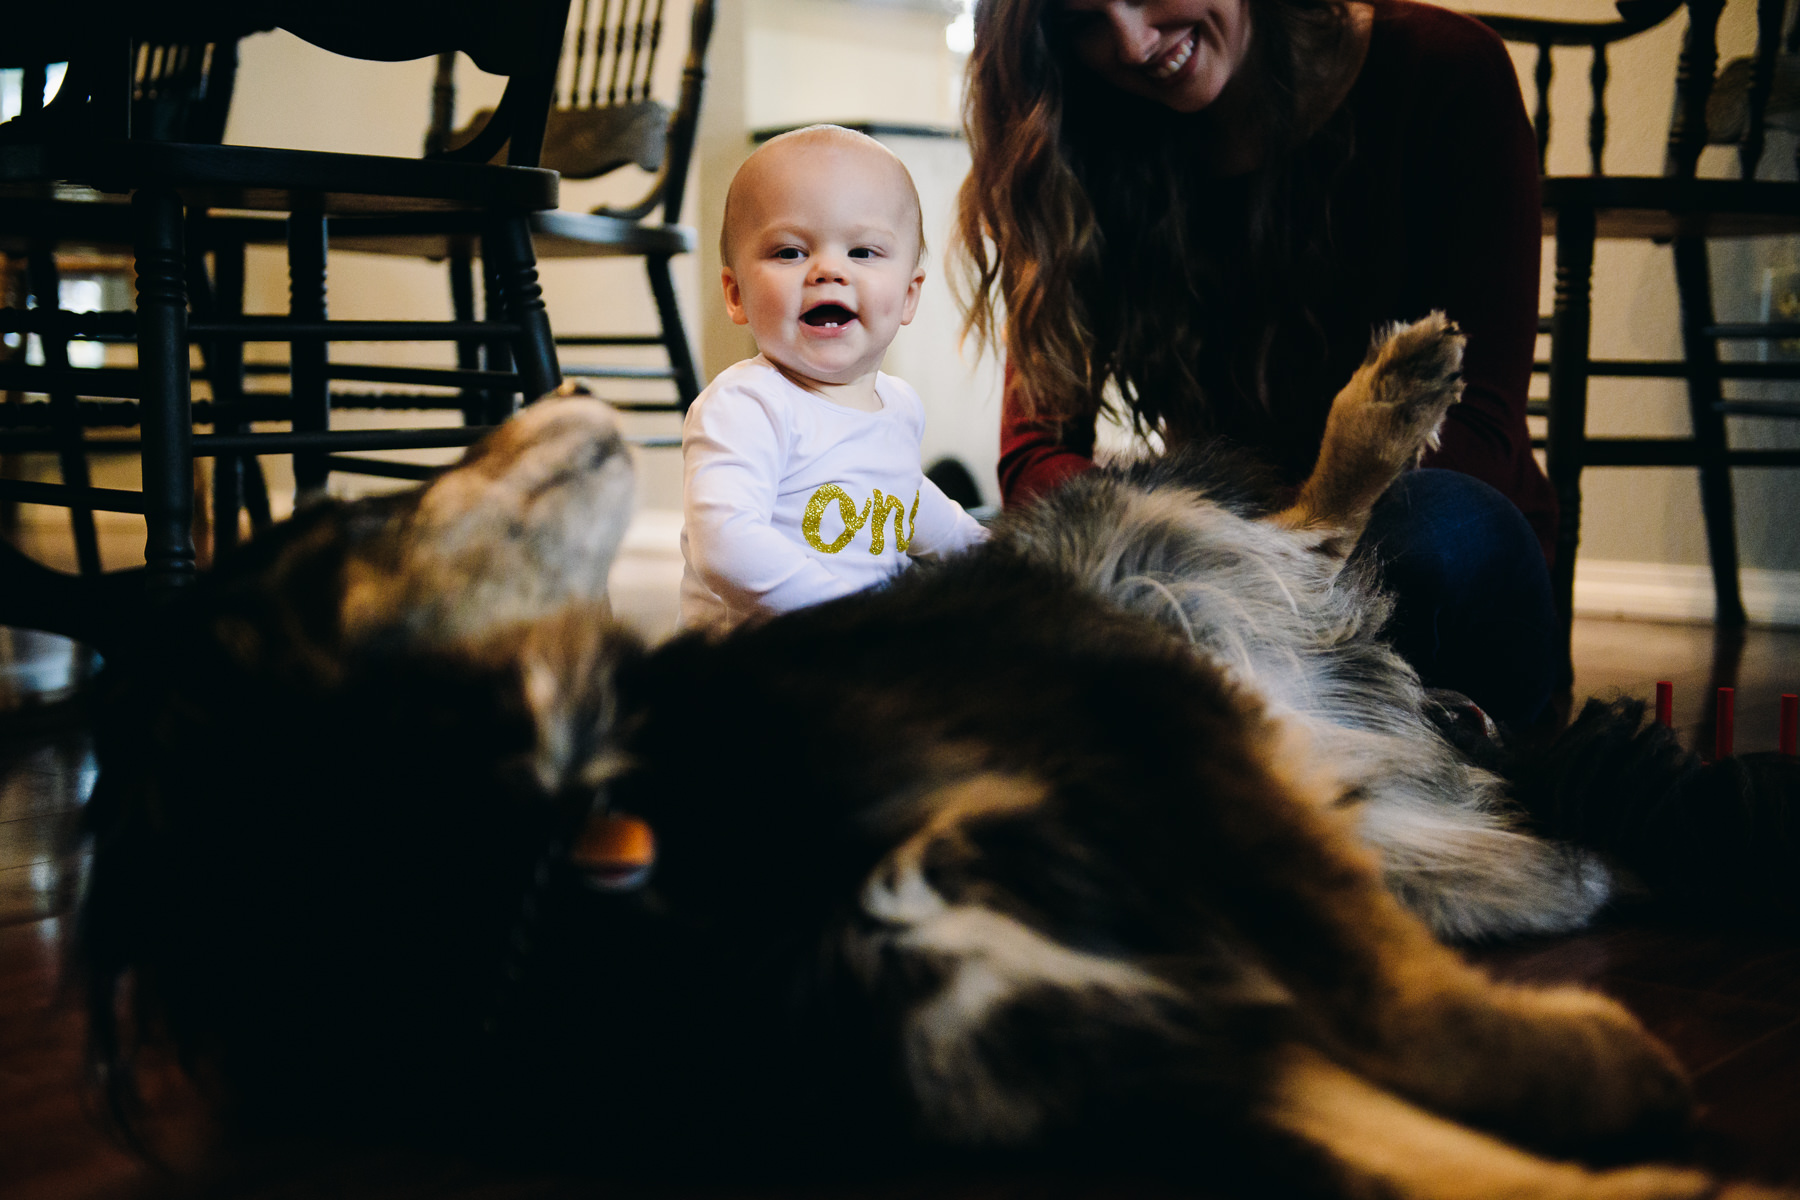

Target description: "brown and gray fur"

left=78, top=316, right=1791, bottom=1198
left=996, top=314, right=1608, bottom=941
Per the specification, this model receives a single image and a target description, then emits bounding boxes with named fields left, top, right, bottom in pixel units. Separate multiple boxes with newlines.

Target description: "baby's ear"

left=721, top=267, right=749, bottom=326
left=900, top=262, right=926, bottom=326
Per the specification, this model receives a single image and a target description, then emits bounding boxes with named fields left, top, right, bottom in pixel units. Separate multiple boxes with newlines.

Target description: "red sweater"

left=999, top=0, right=1556, bottom=561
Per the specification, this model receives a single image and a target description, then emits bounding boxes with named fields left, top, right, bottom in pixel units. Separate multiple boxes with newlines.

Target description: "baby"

left=679, top=124, right=987, bottom=631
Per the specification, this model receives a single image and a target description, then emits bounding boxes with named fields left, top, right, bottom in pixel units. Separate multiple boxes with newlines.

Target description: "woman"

left=955, top=0, right=1559, bottom=727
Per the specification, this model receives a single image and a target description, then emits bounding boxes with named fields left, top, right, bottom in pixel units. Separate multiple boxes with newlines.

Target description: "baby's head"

left=719, top=125, right=927, bottom=394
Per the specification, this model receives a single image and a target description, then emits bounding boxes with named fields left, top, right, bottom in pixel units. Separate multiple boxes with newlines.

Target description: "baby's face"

left=722, top=138, right=925, bottom=392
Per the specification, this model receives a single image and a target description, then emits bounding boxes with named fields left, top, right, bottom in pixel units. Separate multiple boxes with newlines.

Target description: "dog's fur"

left=80, top=316, right=1795, bottom=1198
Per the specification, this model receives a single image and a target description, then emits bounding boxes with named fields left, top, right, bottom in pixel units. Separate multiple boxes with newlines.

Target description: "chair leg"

left=484, top=216, right=561, bottom=408
left=194, top=225, right=249, bottom=557
left=204, top=233, right=272, bottom=537
left=1, top=260, right=21, bottom=547
left=132, top=187, right=196, bottom=600
left=212, top=231, right=272, bottom=537
left=231, top=220, right=273, bottom=535
left=288, top=204, right=331, bottom=505
left=1545, top=207, right=1596, bottom=684
left=479, top=258, right=514, bottom=424
left=646, top=253, right=700, bottom=411
left=449, top=245, right=486, bottom=426
left=1671, top=235, right=1747, bottom=628
left=26, top=243, right=104, bottom=578
left=243, top=450, right=274, bottom=532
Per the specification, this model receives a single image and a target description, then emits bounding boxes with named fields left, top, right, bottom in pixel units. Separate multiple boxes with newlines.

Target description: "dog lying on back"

left=81, top=316, right=1794, bottom=1197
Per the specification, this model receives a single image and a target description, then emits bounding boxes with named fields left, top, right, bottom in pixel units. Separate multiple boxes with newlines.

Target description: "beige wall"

left=743, top=0, right=966, bottom=132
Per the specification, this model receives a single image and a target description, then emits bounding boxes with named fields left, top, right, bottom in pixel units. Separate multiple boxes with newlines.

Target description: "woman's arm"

left=997, top=363, right=1100, bottom=508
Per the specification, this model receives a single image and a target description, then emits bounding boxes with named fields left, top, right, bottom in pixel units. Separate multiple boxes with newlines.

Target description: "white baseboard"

left=1574, top=559, right=1800, bottom=627
left=620, top=507, right=685, bottom=556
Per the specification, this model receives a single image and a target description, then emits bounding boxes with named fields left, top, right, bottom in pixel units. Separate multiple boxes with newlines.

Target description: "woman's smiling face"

left=1059, top=0, right=1254, bottom=113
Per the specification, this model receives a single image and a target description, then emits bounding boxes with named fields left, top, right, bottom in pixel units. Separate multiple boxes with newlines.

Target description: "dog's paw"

left=1357, top=311, right=1466, bottom=461
left=1275, top=313, right=1468, bottom=539
left=1490, top=984, right=1692, bottom=1154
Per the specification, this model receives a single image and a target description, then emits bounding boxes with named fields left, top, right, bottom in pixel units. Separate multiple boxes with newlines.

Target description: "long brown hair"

left=956, top=0, right=1354, bottom=443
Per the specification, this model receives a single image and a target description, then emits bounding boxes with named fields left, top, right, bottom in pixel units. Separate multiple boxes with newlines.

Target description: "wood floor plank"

left=1685, top=1018, right=1800, bottom=1185
left=1598, top=977, right=1798, bottom=1076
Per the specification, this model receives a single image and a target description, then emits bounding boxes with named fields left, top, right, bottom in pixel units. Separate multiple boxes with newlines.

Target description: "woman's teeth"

left=1150, top=32, right=1195, bottom=80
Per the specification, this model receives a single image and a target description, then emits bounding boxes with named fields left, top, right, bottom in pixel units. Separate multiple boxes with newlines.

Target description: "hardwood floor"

left=1470, top=617, right=1800, bottom=1190
left=2, top=601, right=1797, bottom=1197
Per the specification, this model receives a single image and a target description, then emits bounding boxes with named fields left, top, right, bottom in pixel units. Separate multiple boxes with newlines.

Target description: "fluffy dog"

left=80, top=316, right=1792, bottom=1197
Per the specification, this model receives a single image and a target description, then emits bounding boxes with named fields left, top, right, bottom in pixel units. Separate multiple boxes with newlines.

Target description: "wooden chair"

left=0, top=0, right=570, bottom=651
left=332, top=0, right=716, bottom=430
left=2, top=37, right=246, bottom=579
left=1472, top=0, right=1800, bottom=663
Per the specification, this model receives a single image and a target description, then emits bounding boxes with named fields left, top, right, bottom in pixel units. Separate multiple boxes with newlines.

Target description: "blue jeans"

left=1354, top=469, right=1558, bottom=730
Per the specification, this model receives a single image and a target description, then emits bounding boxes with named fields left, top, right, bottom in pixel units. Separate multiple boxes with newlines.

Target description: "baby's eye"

left=849, top=247, right=877, bottom=259
left=774, top=247, right=804, bottom=260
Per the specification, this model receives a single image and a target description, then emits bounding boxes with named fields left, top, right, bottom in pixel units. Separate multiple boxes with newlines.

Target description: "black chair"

left=0, top=0, right=571, bottom=650
left=332, top=0, right=716, bottom=431
left=1472, top=0, right=1800, bottom=662
left=1, top=38, right=244, bottom=579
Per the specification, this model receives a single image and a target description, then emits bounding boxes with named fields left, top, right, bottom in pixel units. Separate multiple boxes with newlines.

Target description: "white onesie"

left=680, top=356, right=987, bottom=631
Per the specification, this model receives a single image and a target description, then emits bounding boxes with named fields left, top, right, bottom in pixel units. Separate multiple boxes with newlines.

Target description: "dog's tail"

left=1510, top=698, right=1800, bottom=924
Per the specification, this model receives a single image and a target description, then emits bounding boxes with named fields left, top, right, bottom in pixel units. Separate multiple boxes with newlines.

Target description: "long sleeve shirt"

left=681, top=357, right=988, bottom=631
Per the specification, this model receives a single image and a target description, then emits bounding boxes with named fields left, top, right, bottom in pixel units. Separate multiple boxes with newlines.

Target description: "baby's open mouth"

left=802, top=303, right=857, bottom=328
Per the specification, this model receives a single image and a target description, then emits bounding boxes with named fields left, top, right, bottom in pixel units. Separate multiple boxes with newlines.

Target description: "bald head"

left=720, top=124, right=926, bottom=270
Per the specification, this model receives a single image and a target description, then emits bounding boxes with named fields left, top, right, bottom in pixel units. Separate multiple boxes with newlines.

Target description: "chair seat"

left=532, top=210, right=696, bottom=257
left=0, top=194, right=294, bottom=258
left=1544, top=176, right=1800, bottom=239
left=326, top=208, right=694, bottom=259
left=0, top=140, right=559, bottom=214
left=0, top=194, right=138, bottom=256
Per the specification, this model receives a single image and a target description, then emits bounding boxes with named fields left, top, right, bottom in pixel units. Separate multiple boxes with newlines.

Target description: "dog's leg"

left=1271, top=313, right=1464, bottom=556
left=1264, top=1046, right=1781, bottom=1200
left=1224, top=751, right=1689, bottom=1154
left=1343, top=748, right=1614, bottom=941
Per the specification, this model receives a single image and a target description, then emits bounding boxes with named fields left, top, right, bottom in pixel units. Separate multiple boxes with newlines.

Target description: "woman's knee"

left=1360, top=470, right=1557, bottom=726
left=1364, top=470, right=1545, bottom=596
